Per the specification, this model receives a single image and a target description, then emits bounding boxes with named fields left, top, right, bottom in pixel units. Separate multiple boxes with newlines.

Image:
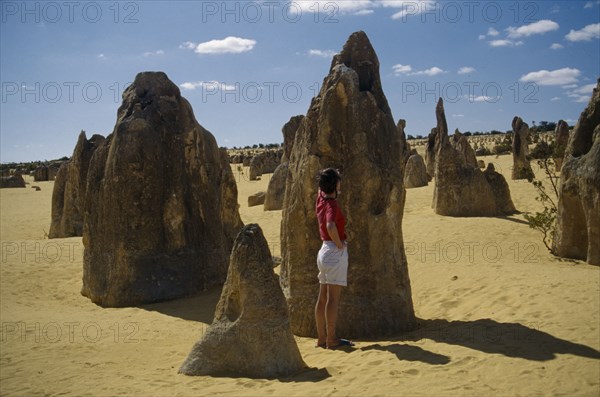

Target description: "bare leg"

left=326, top=284, right=342, bottom=347
left=315, top=284, right=328, bottom=346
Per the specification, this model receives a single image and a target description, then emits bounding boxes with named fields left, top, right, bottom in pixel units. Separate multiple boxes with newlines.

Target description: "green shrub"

left=492, top=142, right=511, bottom=155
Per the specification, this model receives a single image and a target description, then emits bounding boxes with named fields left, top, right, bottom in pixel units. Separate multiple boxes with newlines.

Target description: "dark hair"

left=318, top=168, right=341, bottom=194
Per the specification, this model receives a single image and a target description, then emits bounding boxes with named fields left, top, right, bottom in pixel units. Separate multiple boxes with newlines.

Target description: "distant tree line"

left=405, top=120, right=572, bottom=141
left=530, top=121, right=573, bottom=133
left=406, top=130, right=507, bottom=140
left=228, top=143, right=282, bottom=150
left=0, top=156, right=69, bottom=172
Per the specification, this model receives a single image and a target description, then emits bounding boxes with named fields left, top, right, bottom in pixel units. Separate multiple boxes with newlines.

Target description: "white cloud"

left=179, top=41, right=196, bottom=50
left=479, top=26, right=500, bottom=40
left=577, top=83, right=597, bottom=93
left=565, top=23, right=600, bottom=42
left=180, top=81, right=213, bottom=91
left=466, top=95, right=501, bottom=103
left=354, top=9, right=374, bottom=15
left=393, top=64, right=445, bottom=76
left=143, top=50, right=164, bottom=57
left=392, top=64, right=412, bottom=75
left=569, top=83, right=597, bottom=95
left=487, top=27, right=500, bottom=37
left=566, top=85, right=595, bottom=101
left=452, top=114, right=465, bottom=118
left=458, top=66, right=476, bottom=75
left=414, top=66, right=446, bottom=76
left=572, top=95, right=592, bottom=103
left=182, top=37, right=256, bottom=55
left=180, top=81, right=237, bottom=91
left=308, top=49, right=337, bottom=58
left=97, top=53, right=106, bottom=60
left=562, top=84, right=578, bottom=89
left=196, top=37, right=256, bottom=54
left=506, top=20, right=559, bottom=38
left=550, top=97, right=560, bottom=101
left=550, top=43, right=564, bottom=50
left=519, top=68, right=581, bottom=86
left=180, top=82, right=199, bottom=90
left=293, top=0, right=374, bottom=14
left=489, top=39, right=523, bottom=47
left=390, top=9, right=411, bottom=19
left=583, top=1, right=599, bottom=8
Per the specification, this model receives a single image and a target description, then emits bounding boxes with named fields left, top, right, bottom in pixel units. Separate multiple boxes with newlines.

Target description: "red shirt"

left=316, top=191, right=347, bottom=241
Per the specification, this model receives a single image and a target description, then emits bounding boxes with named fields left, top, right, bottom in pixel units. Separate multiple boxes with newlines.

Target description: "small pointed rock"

left=180, top=224, right=306, bottom=378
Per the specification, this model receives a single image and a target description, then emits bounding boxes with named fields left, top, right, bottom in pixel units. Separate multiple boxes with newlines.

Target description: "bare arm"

left=326, top=222, right=344, bottom=249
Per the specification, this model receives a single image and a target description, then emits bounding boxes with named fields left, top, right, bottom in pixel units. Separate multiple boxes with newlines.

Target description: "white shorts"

left=317, top=241, right=348, bottom=287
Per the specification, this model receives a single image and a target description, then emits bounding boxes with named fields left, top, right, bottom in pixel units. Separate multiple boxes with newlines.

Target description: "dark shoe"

left=327, top=338, right=355, bottom=349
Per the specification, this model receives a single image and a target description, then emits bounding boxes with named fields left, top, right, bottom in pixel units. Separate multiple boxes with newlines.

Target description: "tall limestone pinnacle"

left=280, top=31, right=416, bottom=338
left=553, top=120, right=569, bottom=171
left=82, top=71, right=243, bottom=307
left=511, top=116, right=535, bottom=180
left=49, top=131, right=105, bottom=238
left=553, top=78, right=600, bottom=266
left=329, top=30, right=391, bottom=114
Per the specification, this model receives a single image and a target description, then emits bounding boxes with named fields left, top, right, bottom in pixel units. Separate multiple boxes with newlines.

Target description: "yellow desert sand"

left=1, top=152, right=599, bottom=396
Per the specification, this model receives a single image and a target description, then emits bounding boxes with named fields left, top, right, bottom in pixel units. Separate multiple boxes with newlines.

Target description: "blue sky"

left=1, top=0, right=599, bottom=163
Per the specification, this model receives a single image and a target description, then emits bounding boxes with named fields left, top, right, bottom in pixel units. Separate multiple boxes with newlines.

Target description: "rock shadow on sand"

left=361, top=343, right=450, bottom=365
left=400, top=318, right=600, bottom=362
left=180, top=365, right=332, bottom=382
left=137, top=286, right=222, bottom=323
left=493, top=215, right=529, bottom=226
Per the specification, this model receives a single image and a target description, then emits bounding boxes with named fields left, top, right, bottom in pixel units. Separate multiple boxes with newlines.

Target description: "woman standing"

left=314, top=168, right=354, bottom=349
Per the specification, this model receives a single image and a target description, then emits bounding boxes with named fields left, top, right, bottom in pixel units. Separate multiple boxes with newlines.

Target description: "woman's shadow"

left=393, top=318, right=600, bottom=362
left=361, top=343, right=451, bottom=364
